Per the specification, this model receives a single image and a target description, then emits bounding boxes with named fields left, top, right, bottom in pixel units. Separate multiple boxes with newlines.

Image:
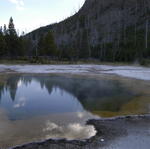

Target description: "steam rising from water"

left=0, top=74, right=149, bottom=148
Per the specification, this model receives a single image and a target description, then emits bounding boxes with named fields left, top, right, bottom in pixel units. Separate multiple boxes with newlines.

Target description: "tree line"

left=0, top=17, right=150, bottom=64
left=0, top=17, right=26, bottom=57
left=0, top=17, right=60, bottom=60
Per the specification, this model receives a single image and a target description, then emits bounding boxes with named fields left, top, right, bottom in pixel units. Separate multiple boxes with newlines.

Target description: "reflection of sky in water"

left=0, top=74, right=148, bottom=149
left=0, top=75, right=98, bottom=148
left=0, top=75, right=136, bottom=119
left=1, top=80, right=84, bottom=120
left=0, top=109, right=96, bottom=149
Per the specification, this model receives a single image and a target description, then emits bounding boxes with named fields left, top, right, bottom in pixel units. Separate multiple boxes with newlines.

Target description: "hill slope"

left=27, top=0, right=150, bottom=61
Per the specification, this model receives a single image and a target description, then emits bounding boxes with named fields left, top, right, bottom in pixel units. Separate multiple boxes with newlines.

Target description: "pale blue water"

left=0, top=75, right=135, bottom=121
left=1, top=80, right=83, bottom=120
left=0, top=74, right=139, bottom=148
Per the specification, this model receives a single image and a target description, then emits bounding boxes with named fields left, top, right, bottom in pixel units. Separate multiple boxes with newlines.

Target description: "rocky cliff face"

left=27, top=0, right=150, bottom=60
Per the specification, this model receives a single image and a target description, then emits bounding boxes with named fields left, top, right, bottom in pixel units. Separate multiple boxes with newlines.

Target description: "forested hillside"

left=0, top=0, right=150, bottom=63
left=27, top=0, right=150, bottom=62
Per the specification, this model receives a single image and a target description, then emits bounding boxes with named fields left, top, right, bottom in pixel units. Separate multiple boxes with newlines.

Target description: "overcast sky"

left=0, top=0, right=85, bottom=33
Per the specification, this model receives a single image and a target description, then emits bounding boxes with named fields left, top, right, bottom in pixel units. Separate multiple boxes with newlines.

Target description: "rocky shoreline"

left=10, top=115, right=150, bottom=149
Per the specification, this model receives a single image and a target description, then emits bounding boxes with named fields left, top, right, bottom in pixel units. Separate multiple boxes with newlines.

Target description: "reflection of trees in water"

left=0, top=75, right=136, bottom=112
left=6, top=76, right=19, bottom=101
left=0, top=76, right=19, bottom=102
left=0, top=85, right=5, bottom=102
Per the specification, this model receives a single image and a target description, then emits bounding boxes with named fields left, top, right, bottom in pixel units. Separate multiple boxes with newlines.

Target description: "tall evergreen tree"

left=5, top=17, right=25, bottom=57
left=3, top=24, right=7, bottom=35
left=0, top=28, right=6, bottom=56
left=0, top=26, right=2, bottom=34
left=79, top=29, right=90, bottom=58
left=8, top=17, right=17, bottom=36
left=38, top=36, right=45, bottom=56
left=38, top=31, right=58, bottom=57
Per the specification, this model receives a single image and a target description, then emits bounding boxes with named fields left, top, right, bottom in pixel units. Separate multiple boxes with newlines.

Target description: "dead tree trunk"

left=134, top=0, right=138, bottom=46
left=145, top=19, right=149, bottom=49
left=144, top=0, right=149, bottom=49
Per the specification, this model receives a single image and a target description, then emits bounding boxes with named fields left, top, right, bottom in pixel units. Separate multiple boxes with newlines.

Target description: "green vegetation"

left=0, top=17, right=26, bottom=58
left=38, top=31, right=58, bottom=57
left=0, top=17, right=150, bottom=65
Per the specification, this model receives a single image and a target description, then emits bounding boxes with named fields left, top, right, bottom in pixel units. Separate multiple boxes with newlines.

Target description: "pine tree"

left=0, top=26, right=2, bottom=34
left=43, top=31, right=58, bottom=57
left=3, top=24, right=7, bottom=35
left=8, top=17, right=17, bottom=36
left=38, top=36, right=45, bottom=56
left=5, top=17, right=25, bottom=57
left=79, top=29, right=90, bottom=58
left=0, top=28, right=6, bottom=56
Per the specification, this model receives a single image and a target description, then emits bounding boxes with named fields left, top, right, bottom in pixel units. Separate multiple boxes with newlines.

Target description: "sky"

left=0, top=0, right=85, bottom=33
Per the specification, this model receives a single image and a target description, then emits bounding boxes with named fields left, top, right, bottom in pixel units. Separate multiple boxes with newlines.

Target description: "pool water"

left=0, top=74, right=149, bottom=148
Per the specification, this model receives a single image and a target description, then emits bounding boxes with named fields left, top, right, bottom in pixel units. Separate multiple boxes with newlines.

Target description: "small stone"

left=100, top=138, right=104, bottom=142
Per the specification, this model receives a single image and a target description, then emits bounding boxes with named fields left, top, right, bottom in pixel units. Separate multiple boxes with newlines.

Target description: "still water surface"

left=0, top=74, right=149, bottom=148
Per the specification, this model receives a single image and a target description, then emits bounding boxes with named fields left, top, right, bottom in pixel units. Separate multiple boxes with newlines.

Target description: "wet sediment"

left=11, top=115, right=150, bottom=149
